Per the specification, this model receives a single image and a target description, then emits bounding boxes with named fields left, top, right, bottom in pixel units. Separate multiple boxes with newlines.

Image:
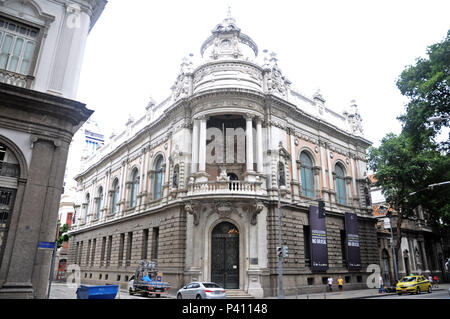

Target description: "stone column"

left=139, top=147, right=148, bottom=208
left=289, top=130, right=297, bottom=181
left=245, top=114, right=254, bottom=173
left=196, top=116, right=209, bottom=182
left=0, top=138, right=69, bottom=299
left=256, top=117, right=264, bottom=174
left=191, top=119, right=199, bottom=174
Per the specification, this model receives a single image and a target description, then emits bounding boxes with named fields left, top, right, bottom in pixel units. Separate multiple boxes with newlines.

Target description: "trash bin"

left=76, top=285, right=119, bottom=299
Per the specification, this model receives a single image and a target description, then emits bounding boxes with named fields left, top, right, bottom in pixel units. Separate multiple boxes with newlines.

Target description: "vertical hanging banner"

left=345, top=212, right=361, bottom=270
left=309, top=205, right=328, bottom=272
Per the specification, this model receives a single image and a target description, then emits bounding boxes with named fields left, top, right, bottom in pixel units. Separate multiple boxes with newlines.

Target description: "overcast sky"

left=76, top=0, right=450, bottom=147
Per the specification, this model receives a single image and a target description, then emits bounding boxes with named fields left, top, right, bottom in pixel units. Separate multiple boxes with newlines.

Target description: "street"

left=367, top=288, right=449, bottom=299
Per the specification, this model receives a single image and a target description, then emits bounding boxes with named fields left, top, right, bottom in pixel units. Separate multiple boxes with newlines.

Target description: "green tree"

left=57, top=222, right=70, bottom=249
left=369, top=29, right=450, bottom=275
left=396, top=29, right=450, bottom=151
left=368, top=133, right=431, bottom=259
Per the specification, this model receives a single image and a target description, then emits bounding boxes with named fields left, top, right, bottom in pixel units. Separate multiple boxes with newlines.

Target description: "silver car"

left=176, top=282, right=226, bottom=299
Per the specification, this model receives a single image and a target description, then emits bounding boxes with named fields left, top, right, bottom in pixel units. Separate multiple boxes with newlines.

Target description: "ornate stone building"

left=68, top=14, right=378, bottom=297
left=0, top=0, right=106, bottom=298
left=371, top=175, right=447, bottom=285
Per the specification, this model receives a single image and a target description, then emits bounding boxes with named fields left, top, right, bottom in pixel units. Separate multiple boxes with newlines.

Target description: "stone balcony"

left=187, top=179, right=266, bottom=196
left=0, top=69, right=34, bottom=89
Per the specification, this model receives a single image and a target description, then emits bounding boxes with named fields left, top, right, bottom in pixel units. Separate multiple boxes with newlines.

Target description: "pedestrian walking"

left=428, top=274, right=433, bottom=285
left=337, top=276, right=344, bottom=292
left=433, top=275, right=439, bottom=288
left=327, top=277, right=333, bottom=292
left=378, top=275, right=385, bottom=293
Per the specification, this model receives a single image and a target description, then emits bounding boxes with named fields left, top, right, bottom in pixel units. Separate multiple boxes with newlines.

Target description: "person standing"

left=327, top=276, right=333, bottom=292
left=337, top=276, right=344, bottom=292
left=378, top=275, right=385, bottom=293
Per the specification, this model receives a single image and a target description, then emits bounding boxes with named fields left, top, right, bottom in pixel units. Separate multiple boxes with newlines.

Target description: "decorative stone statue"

left=278, top=162, right=286, bottom=186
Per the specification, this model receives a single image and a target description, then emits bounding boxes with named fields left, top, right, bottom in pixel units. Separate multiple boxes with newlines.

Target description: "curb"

left=352, top=287, right=446, bottom=299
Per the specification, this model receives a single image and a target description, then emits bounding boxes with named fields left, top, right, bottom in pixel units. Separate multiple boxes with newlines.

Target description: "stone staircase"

left=225, top=290, right=255, bottom=299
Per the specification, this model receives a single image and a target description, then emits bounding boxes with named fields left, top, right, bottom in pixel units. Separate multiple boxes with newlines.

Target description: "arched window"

left=153, top=156, right=164, bottom=200
left=130, top=169, right=139, bottom=208
left=96, top=187, right=103, bottom=219
left=300, top=151, right=314, bottom=198
left=84, top=193, right=90, bottom=222
left=112, top=179, right=119, bottom=214
left=335, top=163, right=346, bottom=205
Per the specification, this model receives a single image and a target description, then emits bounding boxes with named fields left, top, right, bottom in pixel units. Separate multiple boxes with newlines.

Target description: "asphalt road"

left=367, top=288, right=449, bottom=299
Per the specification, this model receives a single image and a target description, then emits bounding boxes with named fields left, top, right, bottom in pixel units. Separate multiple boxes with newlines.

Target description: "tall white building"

left=0, top=0, right=106, bottom=298
left=68, top=14, right=378, bottom=297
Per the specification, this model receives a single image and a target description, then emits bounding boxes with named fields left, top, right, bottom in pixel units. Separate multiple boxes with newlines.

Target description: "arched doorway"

left=0, top=142, right=20, bottom=266
left=57, top=259, right=67, bottom=280
left=211, top=222, right=239, bottom=289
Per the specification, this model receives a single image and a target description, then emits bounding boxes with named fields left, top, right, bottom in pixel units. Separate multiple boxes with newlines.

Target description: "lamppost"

left=277, top=158, right=284, bottom=299
left=383, top=209, right=399, bottom=282
left=427, top=115, right=449, bottom=124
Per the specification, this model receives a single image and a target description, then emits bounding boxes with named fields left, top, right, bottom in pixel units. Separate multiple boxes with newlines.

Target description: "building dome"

left=200, top=14, right=258, bottom=62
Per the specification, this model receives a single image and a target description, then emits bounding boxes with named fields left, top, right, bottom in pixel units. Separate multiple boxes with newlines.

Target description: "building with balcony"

left=370, top=175, right=447, bottom=286
left=68, top=14, right=378, bottom=297
left=0, top=0, right=106, bottom=298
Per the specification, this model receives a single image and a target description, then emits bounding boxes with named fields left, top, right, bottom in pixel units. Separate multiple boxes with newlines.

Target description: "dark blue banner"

left=345, top=212, right=361, bottom=270
left=309, top=205, right=328, bottom=272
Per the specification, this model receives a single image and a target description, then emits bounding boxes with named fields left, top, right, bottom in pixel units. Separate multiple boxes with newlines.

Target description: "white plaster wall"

left=0, top=127, right=32, bottom=168
left=1, top=0, right=102, bottom=99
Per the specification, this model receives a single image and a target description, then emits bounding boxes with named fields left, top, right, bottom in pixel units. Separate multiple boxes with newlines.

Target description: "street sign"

left=38, top=241, right=56, bottom=250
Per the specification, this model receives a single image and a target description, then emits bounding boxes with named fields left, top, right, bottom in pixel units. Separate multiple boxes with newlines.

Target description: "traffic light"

left=276, top=246, right=282, bottom=258
left=318, top=200, right=326, bottom=218
left=282, top=246, right=288, bottom=258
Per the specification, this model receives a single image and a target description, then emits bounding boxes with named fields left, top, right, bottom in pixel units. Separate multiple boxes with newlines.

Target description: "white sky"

left=76, top=0, right=450, bottom=148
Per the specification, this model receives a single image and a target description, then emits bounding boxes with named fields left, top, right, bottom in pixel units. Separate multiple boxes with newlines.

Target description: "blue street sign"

left=38, top=241, right=56, bottom=250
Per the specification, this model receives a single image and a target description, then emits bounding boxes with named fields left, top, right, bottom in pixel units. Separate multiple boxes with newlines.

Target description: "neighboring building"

left=0, top=0, right=106, bottom=298
left=55, top=119, right=105, bottom=280
left=68, top=14, right=377, bottom=297
left=370, top=175, right=447, bottom=285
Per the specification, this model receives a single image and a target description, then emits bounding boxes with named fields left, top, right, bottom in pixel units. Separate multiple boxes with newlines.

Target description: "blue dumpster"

left=76, top=285, right=119, bottom=299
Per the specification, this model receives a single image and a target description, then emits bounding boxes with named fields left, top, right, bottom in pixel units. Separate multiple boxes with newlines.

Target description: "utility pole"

left=277, top=185, right=284, bottom=299
left=276, top=149, right=284, bottom=299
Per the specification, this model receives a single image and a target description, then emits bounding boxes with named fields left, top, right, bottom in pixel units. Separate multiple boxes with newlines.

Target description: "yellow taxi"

left=396, top=275, right=432, bottom=295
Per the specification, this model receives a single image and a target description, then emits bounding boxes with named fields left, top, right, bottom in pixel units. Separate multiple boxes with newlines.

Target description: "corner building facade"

left=0, top=0, right=106, bottom=298
left=68, top=16, right=378, bottom=297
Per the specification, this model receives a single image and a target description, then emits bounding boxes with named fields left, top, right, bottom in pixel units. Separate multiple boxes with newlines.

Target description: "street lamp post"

left=385, top=210, right=399, bottom=282
left=277, top=185, right=284, bottom=299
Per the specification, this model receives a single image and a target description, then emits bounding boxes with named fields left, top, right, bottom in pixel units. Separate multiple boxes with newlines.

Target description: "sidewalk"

left=48, top=282, right=174, bottom=299
left=266, top=283, right=450, bottom=299
left=49, top=281, right=449, bottom=299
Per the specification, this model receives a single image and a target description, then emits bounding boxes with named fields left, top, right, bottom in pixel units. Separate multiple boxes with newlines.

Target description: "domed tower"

left=193, top=14, right=263, bottom=94
left=200, top=13, right=258, bottom=62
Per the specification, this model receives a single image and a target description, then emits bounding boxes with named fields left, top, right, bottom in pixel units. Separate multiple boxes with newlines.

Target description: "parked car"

left=396, top=275, right=432, bottom=295
left=176, top=282, right=226, bottom=299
